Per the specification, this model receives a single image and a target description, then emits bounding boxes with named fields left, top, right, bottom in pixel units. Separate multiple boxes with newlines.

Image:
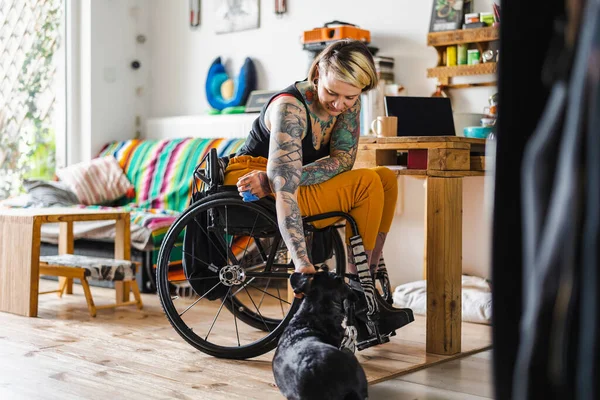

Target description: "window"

left=0, top=0, right=66, bottom=200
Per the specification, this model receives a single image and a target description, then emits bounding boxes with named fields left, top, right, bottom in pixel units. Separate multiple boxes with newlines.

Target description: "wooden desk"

left=0, top=208, right=131, bottom=317
left=355, top=136, right=487, bottom=355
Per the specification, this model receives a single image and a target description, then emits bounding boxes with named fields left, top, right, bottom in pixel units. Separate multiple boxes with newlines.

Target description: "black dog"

left=272, top=269, right=368, bottom=400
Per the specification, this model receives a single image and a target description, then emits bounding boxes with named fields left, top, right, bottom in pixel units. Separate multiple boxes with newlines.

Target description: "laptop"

left=384, top=96, right=456, bottom=137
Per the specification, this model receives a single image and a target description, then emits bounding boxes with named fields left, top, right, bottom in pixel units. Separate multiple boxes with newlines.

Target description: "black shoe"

left=375, top=293, right=414, bottom=336
left=352, top=286, right=414, bottom=344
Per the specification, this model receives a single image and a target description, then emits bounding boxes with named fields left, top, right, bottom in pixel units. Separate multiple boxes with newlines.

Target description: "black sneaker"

left=351, top=285, right=414, bottom=344
left=374, top=293, right=414, bottom=336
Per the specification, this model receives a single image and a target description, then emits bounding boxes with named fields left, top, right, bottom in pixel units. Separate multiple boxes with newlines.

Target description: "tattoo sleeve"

left=300, top=98, right=361, bottom=186
left=266, top=100, right=312, bottom=269
left=258, top=172, right=272, bottom=195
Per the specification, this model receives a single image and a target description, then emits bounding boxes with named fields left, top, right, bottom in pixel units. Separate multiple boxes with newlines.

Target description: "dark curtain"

left=493, top=0, right=600, bottom=399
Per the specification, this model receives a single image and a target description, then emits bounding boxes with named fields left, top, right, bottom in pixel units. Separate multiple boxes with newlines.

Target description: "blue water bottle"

left=241, top=191, right=259, bottom=202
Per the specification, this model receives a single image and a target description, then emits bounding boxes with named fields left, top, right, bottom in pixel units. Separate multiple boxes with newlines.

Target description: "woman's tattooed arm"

left=300, top=98, right=361, bottom=186
left=266, top=98, right=314, bottom=272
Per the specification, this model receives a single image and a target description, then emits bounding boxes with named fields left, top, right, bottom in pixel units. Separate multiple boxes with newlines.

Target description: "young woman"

left=225, top=39, right=397, bottom=289
left=223, top=39, right=410, bottom=338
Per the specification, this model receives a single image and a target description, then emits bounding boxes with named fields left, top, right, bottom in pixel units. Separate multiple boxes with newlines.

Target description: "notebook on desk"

left=384, top=96, right=456, bottom=137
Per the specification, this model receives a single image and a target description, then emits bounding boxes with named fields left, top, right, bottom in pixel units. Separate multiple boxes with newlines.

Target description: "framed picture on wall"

left=429, top=0, right=465, bottom=32
left=215, top=0, right=260, bottom=34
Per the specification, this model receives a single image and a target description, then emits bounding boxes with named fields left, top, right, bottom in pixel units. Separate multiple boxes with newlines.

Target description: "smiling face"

left=315, top=70, right=362, bottom=116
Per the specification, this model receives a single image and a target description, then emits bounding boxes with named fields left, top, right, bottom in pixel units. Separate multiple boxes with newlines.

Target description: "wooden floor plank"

left=0, top=280, right=492, bottom=399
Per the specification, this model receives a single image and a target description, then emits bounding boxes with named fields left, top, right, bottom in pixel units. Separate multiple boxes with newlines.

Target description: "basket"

left=302, top=21, right=370, bottom=44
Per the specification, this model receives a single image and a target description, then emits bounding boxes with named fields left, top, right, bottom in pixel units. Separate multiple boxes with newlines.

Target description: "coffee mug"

left=371, top=116, right=398, bottom=137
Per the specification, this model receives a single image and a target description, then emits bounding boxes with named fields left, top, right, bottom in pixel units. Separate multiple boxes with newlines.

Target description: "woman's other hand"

left=237, top=170, right=272, bottom=199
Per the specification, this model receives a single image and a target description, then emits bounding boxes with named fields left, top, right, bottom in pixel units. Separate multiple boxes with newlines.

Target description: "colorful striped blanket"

left=95, top=137, right=246, bottom=265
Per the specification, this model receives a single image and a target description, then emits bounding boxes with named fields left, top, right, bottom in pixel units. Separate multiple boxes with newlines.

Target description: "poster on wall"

left=215, top=0, right=260, bottom=34
left=429, top=0, right=468, bottom=32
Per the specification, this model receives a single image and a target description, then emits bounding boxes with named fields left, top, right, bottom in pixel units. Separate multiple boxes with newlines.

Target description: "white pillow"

left=393, top=275, right=492, bottom=324
left=56, top=156, right=133, bottom=205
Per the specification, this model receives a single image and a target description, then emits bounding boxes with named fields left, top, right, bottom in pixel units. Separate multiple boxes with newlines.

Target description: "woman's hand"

left=236, top=170, right=272, bottom=199
left=291, top=264, right=317, bottom=299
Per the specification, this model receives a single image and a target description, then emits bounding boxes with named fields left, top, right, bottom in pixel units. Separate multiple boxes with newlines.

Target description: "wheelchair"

left=156, top=148, right=412, bottom=360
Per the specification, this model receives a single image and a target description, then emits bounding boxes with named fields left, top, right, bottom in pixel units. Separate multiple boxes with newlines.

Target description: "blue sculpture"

left=205, top=57, right=257, bottom=111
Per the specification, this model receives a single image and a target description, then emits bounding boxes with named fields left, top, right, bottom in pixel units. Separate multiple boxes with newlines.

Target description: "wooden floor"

left=0, top=280, right=493, bottom=399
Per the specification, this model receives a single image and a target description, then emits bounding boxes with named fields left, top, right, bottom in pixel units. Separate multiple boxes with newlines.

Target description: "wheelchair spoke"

left=156, top=195, right=336, bottom=358
left=240, top=214, right=260, bottom=259
left=187, top=275, right=218, bottom=282
left=178, top=281, right=223, bottom=317
left=230, top=288, right=241, bottom=347
left=205, top=287, right=231, bottom=342
left=265, top=236, right=284, bottom=272
left=243, top=286, right=271, bottom=332
left=224, top=213, right=262, bottom=267
left=168, top=275, right=217, bottom=284
left=192, top=216, right=228, bottom=262
left=257, top=278, right=271, bottom=309
left=245, top=282, right=291, bottom=305
left=254, top=237, right=268, bottom=263
left=214, top=232, right=237, bottom=266
left=225, top=205, right=234, bottom=265
left=227, top=234, right=280, bottom=271
left=275, top=286, right=286, bottom=317
left=231, top=277, right=255, bottom=297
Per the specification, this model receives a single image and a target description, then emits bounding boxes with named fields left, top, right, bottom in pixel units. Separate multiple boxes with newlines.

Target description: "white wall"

left=70, top=0, right=150, bottom=162
left=80, top=0, right=494, bottom=286
left=90, top=0, right=150, bottom=156
left=148, top=0, right=496, bottom=117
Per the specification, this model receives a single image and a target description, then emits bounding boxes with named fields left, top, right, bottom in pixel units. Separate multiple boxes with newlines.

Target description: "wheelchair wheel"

left=156, top=195, right=346, bottom=359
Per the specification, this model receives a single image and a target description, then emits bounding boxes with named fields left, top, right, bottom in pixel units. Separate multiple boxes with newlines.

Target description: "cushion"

left=393, top=274, right=492, bottom=324
left=39, top=254, right=136, bottom=281
left=22, top=179, right=79, bottom=207
left=56, top=156, right=133, bottom=205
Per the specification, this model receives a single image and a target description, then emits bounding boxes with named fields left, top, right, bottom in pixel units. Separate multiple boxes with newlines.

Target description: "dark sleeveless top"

left=236, top=82, right=331, bottom=165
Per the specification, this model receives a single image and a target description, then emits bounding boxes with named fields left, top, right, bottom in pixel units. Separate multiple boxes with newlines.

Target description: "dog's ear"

left=290, top=273, right=314, bottom=295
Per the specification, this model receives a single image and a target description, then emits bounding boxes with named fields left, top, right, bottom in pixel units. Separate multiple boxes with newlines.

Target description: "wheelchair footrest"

left=356, top=333, right=391, bottom=351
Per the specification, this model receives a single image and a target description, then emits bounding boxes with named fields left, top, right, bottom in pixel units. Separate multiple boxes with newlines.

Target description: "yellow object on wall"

left=220, top=79, right=234, bottom=100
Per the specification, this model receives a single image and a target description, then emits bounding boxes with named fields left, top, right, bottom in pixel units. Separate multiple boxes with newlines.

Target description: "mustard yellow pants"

left=224, top=155, right=397, bottom=250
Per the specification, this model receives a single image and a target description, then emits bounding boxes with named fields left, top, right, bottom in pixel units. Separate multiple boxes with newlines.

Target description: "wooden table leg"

left=58, top=221, right=74, bottom=294
left=114, top=215, right=131, bottom=303
left=0, top=215, right=39, bottom=317
left=425, top=177, right=463, bottom=355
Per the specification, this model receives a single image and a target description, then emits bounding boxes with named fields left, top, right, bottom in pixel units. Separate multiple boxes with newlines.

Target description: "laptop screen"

left=384, top=96, right=456, bottom=137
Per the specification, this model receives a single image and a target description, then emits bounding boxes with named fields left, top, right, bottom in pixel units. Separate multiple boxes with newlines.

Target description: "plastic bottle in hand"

left=242, top=191, right=259, bottom=202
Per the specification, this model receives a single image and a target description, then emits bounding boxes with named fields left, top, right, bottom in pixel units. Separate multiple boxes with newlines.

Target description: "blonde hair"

left=308, top=39, right=378, bottom=92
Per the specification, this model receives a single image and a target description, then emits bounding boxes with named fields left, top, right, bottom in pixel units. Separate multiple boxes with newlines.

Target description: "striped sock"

left=349, top=235, right=378, bottom=316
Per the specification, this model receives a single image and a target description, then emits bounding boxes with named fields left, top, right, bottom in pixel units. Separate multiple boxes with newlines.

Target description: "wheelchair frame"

left=156, top=148, right=396, bottom=359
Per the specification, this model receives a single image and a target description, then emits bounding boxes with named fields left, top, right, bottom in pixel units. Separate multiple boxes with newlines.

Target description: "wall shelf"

left=427, top=26, right=500, bottom=47
left=427, top=26, right=500, bottom=89
left=427, top=62, right=497, bottom=79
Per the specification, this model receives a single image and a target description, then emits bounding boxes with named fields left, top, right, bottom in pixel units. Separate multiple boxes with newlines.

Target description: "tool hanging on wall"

left=275, top=0, right=286, bottom=16
left=189, top=0, right=200, bottom=28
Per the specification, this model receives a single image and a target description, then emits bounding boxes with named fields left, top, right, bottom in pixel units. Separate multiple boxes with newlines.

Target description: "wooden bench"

left=39, top=254, right=143, bottom=317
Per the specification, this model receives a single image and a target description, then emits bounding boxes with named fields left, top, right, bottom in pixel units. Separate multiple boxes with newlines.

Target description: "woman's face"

left=316, top=70, right=362, bottom=117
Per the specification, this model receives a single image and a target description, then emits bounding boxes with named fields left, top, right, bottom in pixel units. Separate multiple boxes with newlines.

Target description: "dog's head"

left=290, top=266, right=358, bottom=306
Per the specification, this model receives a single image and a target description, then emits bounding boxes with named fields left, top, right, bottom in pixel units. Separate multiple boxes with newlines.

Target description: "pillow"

left=22, top=179, right=79, bottom=207
left=55, top=156, right=133, bottom=205
left=393, top=274, right=492, bottom=324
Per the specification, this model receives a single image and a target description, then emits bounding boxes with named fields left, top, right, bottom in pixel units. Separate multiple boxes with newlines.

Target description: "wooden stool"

left=39, top=254, right=143, bottom=317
